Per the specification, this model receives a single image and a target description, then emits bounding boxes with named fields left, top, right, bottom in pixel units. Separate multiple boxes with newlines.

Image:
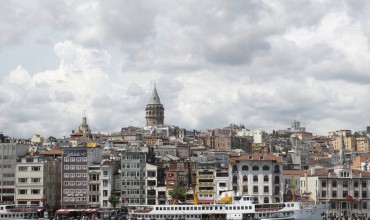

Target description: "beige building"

left=15, top=155, right=46, bottom=208
left=146, top=164, right=158, bottom=205
left=355, top=137, right=370, bottom=152
left=332, top=136, right=356, bottom=152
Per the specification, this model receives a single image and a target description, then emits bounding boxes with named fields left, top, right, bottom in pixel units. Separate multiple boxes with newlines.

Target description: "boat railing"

left=128, top=207, right=153, bottom=214
left=255, top=207, right=284, bottom=212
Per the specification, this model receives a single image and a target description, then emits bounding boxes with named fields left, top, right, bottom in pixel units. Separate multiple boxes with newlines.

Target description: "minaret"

left=145, top=82, right=164, bottom=126
left=339, top=135, right=346, bottom=166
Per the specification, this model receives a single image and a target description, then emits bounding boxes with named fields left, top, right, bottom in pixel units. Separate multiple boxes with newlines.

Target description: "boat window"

left=237, top=206, right=240, bottom=210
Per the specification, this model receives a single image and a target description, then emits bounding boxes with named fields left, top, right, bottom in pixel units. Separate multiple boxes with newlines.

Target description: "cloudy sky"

left=1, top=0, right=370, bottom=138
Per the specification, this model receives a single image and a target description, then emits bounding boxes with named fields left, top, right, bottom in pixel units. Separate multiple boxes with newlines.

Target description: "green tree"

left=108, top=195, right=121, bottom=209
left=47, top=136, right=57, bottom=143
left=170, top=184, right=187, bottom=202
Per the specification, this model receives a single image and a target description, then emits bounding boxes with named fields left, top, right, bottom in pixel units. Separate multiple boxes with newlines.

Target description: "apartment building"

left=0, top=142, right=30, bottom=202
left=87, top=164, right=101, bottom=208
left=61, top=147, right=102, bottom=208
left=146, top=163, right=158, bottom=205
left=301, top=167, right=370, bottom=219
left=100, top=160, right=120, bottom=208
left=196, top=161, right=218, bottom=204
left=15, top=155, right=45, bottom=208
left=229, top=153, right=284, bottom=204
left=121, top=150, right=146, bottom=205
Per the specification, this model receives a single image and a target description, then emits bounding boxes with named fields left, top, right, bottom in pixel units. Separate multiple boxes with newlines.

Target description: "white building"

left=15, top=155, right=45, bottom=207
left=229, top=153, right=284, bottom=204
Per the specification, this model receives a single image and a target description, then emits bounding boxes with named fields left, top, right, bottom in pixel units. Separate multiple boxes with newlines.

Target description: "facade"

left=0, top=142, right=30, bottom=202
left=121, top=150, right=146, bottom=205
left=196, top=161, right=218, bottom=204
left=15, top=155, right=45, bottom=208
left=145, top=164, right=158, bottom=205
left=229, top=153, right=284, bottom=204
left=301, top=167, right=370, bottom=219
left=61, top=147, right=102, bottom=208
left=87, top=164, right=101, bottom=208
left=145, top=85, right=164, bottom=126
left=100, top=160, right=120, bottom=208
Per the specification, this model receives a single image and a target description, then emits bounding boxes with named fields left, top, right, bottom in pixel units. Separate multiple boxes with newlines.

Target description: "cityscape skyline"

left=1, top=1, right=370, bottom=138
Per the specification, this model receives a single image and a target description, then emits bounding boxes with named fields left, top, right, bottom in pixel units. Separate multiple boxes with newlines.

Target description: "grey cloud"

left=55, top=91, right=75, bottom=102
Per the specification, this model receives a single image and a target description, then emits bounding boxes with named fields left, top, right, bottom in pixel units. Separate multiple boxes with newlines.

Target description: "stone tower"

left=145, top=84, right=164, bottom=126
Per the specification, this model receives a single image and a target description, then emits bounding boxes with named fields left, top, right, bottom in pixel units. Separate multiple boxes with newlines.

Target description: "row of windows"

left=0, top=181, right=14, bottom=185
left=63, top=165, right=87, bottom=170
left=122, top=171, right=146, bottom=177
left=17, top=166, right=41, bottom=171
left=155, top=205, right=253, bottom=211
left=63, top=181, right=87, bottom=186
left=233, top=164, right=280, bottom=172
left=63, top=157, right=87, bottom=162
left=321, top=179, right=367, bottom=188
left=17, top=178, right=41, bottom=183
left=64, top=173, right=87, bottom=178
left=63, top=197, right=87, bottom=202
left=331, top=201, right=367, bottom=209
left=17, top=189, right=41, bottom=194
left=322, top=190, right=368, bottom=198
left=233, top=175, right=280, bottom=183
left=63, top=189, right=87, bottom=194
left=17, top=201, right=39, bottom=206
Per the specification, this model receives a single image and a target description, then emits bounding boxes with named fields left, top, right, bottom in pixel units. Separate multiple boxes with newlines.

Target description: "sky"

left=1, top=0, right=370, bottom=138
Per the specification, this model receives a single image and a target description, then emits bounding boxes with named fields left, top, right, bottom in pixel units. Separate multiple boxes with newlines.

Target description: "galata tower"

left=145, top=84, right=164, bottom=126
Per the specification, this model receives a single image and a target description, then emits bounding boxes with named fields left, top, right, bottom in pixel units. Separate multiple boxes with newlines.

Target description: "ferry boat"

left=0, top=204, right=38, bottom=219
left=126, top=195, right=329, bottom=220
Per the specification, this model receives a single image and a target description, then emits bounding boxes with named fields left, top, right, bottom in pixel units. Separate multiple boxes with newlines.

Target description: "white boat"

left=126, top=195, right=329, bottom=220
left=0, top=204, right=38, bottom=220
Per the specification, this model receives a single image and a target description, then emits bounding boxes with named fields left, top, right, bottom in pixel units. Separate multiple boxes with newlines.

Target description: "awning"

left=83, top=209, right=98, bottom=212
left=55, top=209, right=70, bottom=215
left=37, top=208, right=44, bottom=212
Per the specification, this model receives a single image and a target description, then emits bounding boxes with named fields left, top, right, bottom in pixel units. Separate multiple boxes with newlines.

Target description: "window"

left=363, top=201, right=367, bottom=209
left=64, top=165, right=69, bottom=170
left=343, top=180, right=348, bottom=188
left=354, top=191, right=359, bottom=198
left=31, top=166, right=41, bottom=171
left=219, top=182, right=226, bottom=187
left=264, top=175, right=269, bottom=182
left=264, top=186, right=269, bottom=193
left=70, top=157, right=75, bottom=162
left=262, top=165, right=270, bottom=171
left=253, top=186, right=258, bottom=193
left=362, top=191, right=367, bottom=198
left=64, top=157, right=69, bottom=162
left=362, top=180, right=367, bottom=188
left=332, top=191, right=337, bottom=198
left=321, top=180, right=327, bottom=187
left=242, top=165, right=249, bottom=171
left=70, top=165, right=75, bottom=170
left=252, top=166, right=259, bottom=171
left=253, top=175, right=258, bottom=182
left=103, top=171, right=108, bottom=176
left=354, top=180, right=359, bottom=188
left=321, top=191, right=326, bottom=198
left=18, top=178, right=28, bottom=183
left=31, top=189, right=40, bottom=194
left=76, top=157, right=81, bottom=162
left=18, top=166, right=28, bottom=172
left=31, top=178, right=41, bottom=183
left=343, top=191, right=348, bottom=197
left=243, top=176, right=248, bottom=182
left=18, top=189, right=27, bottom=194
left=332, top=180, right=337, bottom=187
left=64, top=173, right=70, bottom=178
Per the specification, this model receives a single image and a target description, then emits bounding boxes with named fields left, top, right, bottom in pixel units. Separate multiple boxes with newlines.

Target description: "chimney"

left=310, top=167, right=315, bottom=175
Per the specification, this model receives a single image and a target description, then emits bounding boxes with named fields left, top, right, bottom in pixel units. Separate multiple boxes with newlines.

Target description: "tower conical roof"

left=149, top=85, right=161, bottom=105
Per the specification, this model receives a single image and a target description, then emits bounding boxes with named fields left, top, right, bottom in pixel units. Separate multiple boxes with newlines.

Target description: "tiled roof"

left=40, top=149, right=62, bottom=155
left=307, top=169, right=370, bottom=177
left=283, top=170, right=305, bottom=175
left=229, top=153, right=284, bottom=163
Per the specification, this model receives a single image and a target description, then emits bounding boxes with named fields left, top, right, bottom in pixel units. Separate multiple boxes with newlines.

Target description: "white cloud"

left=0, top=1, right=370, bottom=138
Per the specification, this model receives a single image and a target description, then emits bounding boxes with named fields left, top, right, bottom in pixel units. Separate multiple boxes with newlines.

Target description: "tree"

left=108, top=195, right=120, bottom=209
left=47, top=136, right=57, bottom=143
left=170, top=184, right=186, bottom=203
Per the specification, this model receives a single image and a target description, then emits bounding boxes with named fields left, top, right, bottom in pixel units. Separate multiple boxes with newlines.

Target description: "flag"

left=345, top=195, right=353, bottom=201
